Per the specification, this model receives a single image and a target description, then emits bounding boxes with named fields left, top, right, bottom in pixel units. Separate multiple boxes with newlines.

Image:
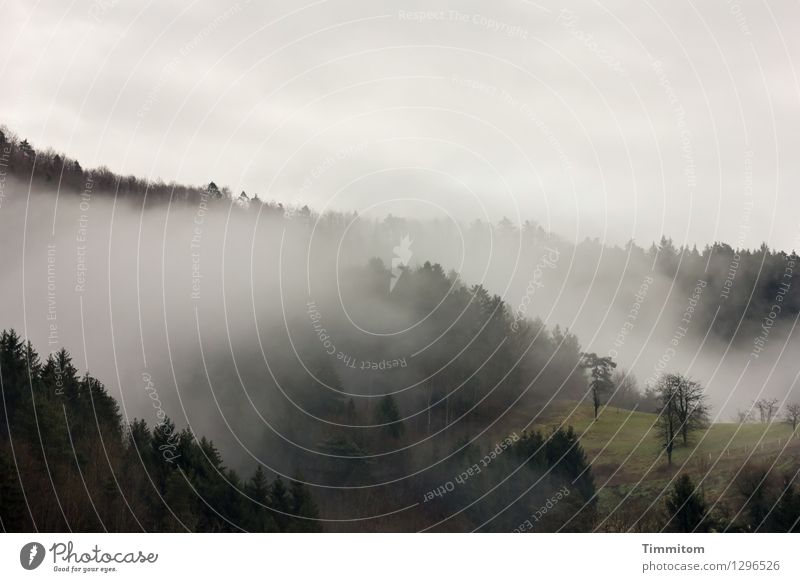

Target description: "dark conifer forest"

left=2, top=127, right=800, bottom=532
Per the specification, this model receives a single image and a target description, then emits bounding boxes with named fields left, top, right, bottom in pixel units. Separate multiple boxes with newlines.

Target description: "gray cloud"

left=2, top=0, right=799, bottom=250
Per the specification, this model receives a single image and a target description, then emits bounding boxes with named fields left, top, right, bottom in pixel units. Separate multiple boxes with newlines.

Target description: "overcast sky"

left=3, top=0, right=798, bottom=250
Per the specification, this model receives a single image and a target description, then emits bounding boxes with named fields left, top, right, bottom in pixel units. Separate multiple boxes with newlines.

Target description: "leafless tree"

left=734, top=408, right=752, bottom=424
left=784, top=403, right=800, bottom=433
left=655, top=375, right=681, bottom=466
left=654, top=374, right=709, bottom=464
left=608, top=369, right=641, bottom=410
left=674, top=376, right=710, bottom=445
left=754, top=398, right=780, bottom=423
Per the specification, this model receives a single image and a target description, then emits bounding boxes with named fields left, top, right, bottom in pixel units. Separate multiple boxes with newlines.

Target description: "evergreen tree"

left=665, top=474, right=712, bottom=532
left=18, top=138, right=34, bottom=158
left=580, top=352, right=616, bottom=420
left=290, top=478, right=321, bottom=532
left=376, top=394, right=403, bottom=438
left=243, top=466, right=278, bottom=532
left=771, top=479, right=800, bottom=532
left=0, top=444, right=29, bottom=531
left=269, top=476, right=291, bottom=531
left=162, top=471, right=198, bottom=532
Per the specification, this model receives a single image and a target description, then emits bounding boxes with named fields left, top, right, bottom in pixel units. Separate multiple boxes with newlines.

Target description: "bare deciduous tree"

left=609, top=369, right=641, bottom=410
left=675, top=377, right=710, bottom=445
left=655, top=375, right=681, bottom=466
left=754, top=398, right=779, bottom=423
left=654, top=374, right=709, bottom=465
left=784, top=403, right=800, bottom=433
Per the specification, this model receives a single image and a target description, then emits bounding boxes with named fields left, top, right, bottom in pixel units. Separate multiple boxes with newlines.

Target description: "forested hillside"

left=3, top=126, right=800, bottom=532
left=0, top=329, right=320, bottom=532
left=3, top=123, right=796, bottom=354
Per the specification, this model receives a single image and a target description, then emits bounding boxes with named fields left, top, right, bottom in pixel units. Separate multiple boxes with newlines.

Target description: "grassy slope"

left=515, top=400, right=800, bottom=508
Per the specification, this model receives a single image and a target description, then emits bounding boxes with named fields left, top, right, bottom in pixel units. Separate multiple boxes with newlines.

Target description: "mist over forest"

left=2, top=128, right=800, bottom=532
